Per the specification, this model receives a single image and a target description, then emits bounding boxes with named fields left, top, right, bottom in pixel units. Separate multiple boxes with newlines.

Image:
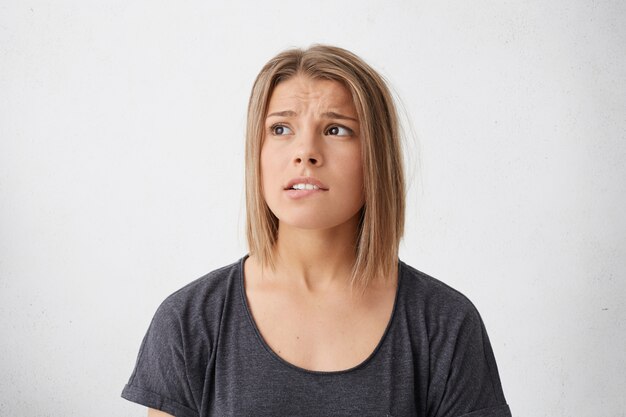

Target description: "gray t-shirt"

left=122, top=255, right=511, bottom=417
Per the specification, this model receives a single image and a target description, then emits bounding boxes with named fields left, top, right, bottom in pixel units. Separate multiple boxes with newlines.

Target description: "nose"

left=294, top=153, right=320, bottom=166
left=293, top=130, right=323, bottom=167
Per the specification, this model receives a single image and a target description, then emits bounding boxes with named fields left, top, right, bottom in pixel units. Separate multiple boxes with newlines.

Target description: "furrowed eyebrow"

left=321, top=112, right=358, bottom=122
left=265, top=110, right=358, bottom=122
left=266, top=110, right=297, bottom=118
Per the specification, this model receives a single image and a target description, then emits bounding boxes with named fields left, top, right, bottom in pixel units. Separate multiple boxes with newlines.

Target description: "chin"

left=278, top=216, right=339, bottom=231
left=276, top=209, right=362, bottom=232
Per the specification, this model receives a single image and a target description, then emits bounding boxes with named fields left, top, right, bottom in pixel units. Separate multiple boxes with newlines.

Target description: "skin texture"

left=261, top=75, right=364, bottom=235
left=256, top=75, right=366, bottom=292
left=244, top=75, right=397, bottom=372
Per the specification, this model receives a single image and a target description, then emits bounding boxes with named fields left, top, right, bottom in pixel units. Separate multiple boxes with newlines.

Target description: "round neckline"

left=238, top=254, right=403, bottom=376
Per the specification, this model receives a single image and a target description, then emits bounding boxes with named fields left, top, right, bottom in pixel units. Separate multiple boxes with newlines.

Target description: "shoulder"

left=123, top=260, right=245, bottom=414
left=148, top=257, right=244, bottom=342
left=160, top=258, right=241, bottom=311
left=399, top=260, right=478, bottom=310
left=398, top=260, right=485, bottom=332
left=398, top=262, right=510, bottom=415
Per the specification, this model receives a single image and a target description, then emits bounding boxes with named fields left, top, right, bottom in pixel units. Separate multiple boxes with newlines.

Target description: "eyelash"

left=325, top=125, right=354, bottom=136
left=270, top=124, right=292, bottom=136
left=269, top=124, right=354, bottom=136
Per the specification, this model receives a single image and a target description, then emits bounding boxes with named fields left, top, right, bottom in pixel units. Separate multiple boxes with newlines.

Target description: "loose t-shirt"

left=122, top=255, right=511, bottom=417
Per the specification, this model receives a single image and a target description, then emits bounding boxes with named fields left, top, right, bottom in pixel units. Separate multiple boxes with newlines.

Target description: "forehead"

left=267, top=75, right=356, bottom=113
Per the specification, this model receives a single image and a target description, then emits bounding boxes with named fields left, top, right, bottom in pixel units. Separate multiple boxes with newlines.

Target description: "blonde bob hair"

left=245, top=44, right=405, bottom=292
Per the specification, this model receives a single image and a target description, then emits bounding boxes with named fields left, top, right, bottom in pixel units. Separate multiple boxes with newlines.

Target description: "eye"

left=325, top=125, right=353, bottom=136
left=270, top=124, right=293, bottom=136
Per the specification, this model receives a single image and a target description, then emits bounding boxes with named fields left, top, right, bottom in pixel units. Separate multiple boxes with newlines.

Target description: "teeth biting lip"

left=289, top=183, right=321, bottom=190
left=284, top=177, right=329, bottom=191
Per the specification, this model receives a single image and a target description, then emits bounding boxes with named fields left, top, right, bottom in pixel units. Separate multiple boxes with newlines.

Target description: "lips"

left=284, top=177, right=329, bottom=191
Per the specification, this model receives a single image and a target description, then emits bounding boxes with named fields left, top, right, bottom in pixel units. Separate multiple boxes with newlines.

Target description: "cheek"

left=260, top=144, right=282, bottom=196
left=334, top=148, right=365, bottom=204
left=342, top=146, right=364, bottom=185
left=260, top=145, right=273, bottom=181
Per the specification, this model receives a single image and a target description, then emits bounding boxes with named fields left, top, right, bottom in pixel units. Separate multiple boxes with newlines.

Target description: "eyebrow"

left=266, top=110, right=358, bottom=122
left=322, top=111, right=358, bottom=122
left=266, top=110, right=297, bottom=118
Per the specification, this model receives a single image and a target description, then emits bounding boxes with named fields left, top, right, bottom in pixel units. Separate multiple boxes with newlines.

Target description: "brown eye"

left=325, top=125, right=352, bottom=136
left=272, top=125, right=292, bottom=135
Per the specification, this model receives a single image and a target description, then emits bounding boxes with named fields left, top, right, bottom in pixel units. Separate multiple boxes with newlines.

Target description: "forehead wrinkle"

left=266, top=77, right=357, bottom=119
left=266, top=95, right=357, bottom=120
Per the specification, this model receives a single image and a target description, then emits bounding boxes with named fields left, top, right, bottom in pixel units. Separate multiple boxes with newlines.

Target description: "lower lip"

left=285, top=189, right=327, bottom=199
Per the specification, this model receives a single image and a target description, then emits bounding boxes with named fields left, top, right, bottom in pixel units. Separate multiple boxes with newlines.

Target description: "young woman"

left=122, top=45, right=512, bottom=417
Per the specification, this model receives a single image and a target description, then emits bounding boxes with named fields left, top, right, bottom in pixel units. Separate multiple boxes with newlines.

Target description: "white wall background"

left=1, top=1, right=625, bottom=416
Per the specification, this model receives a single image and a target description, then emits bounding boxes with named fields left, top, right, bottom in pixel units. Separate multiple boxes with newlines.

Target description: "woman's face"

left=260, top=75, right=364, bottom=231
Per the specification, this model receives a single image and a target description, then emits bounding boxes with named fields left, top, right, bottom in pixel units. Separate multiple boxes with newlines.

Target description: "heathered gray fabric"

left=122, top=255, right=511, bottom=417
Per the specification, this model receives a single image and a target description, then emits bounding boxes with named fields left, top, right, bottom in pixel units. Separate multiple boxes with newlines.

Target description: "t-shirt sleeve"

left=427, top=301, right=512, bottom=417
left=121, top=299, right=199, bottom=417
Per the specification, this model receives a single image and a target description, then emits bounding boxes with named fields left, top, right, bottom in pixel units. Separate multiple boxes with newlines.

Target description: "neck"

left=269, top=214, right=360, bottom=293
